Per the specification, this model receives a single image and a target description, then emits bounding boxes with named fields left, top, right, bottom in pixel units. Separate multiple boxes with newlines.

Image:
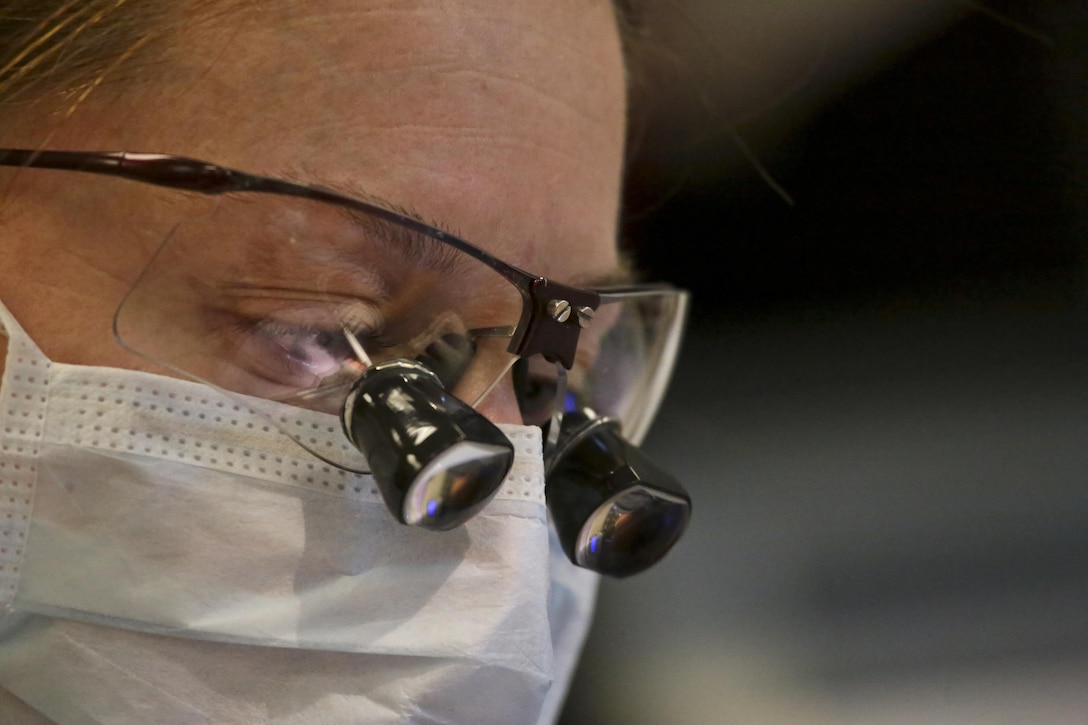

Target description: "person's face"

left=0, top=0, right=628, bottom=424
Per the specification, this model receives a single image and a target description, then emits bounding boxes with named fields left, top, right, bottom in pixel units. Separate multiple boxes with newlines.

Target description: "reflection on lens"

left=574, top=290, right=688, bottom=445
left=404, top=440, right=515, bottom=529
left=544, top=410, right=691, bottom=577
left=416, top=333, right=476, bottom=389
left=576, top=486, right=689, bottom=578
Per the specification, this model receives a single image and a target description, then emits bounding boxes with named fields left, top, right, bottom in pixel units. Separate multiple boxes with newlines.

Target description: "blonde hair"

left=1, top=1, right=646, bottom=105
left=0, top=1, right=174, bottom=109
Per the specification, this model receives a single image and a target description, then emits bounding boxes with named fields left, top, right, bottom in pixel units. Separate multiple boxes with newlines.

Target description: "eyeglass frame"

left=0, top=148, right=686, bottom=438
left=1, top=148, right=683, bottom=353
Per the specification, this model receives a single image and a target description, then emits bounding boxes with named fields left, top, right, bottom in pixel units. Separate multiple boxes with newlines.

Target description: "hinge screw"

left=547, top=299, right=572, bottom=322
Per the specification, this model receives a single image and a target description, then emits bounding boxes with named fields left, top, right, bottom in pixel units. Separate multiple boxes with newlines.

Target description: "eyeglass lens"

left=111, top=182, right=685, bottom=468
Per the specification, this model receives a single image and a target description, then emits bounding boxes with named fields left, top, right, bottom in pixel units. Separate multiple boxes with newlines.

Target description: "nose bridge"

left=472, top=374, right=523, bottom=426
left=449, top=339, right=522, bottom=425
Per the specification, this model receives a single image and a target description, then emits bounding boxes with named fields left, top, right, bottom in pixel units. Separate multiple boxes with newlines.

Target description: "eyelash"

left=254, top=319, right=358, bottom=360
left=231, top=315, right=388, bottom=388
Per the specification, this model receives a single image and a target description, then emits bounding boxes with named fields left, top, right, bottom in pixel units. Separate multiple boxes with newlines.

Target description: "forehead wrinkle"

left=350, top=124, right=587, bottom=175
left=341, top=64, right=617, bottom=130
left=452, top=67, right=618, bottom=126
left=292, top=2, right=623, bottom=83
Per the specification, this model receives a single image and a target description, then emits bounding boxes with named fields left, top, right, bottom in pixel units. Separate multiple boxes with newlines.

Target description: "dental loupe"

left=338, top=332, right=690, bottom=577
left=544, top=408, right=690, bottom=578
left=341, top=335, right=515, bottom=532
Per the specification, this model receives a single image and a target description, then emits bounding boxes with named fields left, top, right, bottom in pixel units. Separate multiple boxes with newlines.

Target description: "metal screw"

left=576, top=306, right=594, bottom=328
left=547, top=299, right=572, bottom=322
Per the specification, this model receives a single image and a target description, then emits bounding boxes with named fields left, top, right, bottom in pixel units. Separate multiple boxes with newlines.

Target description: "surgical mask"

left=0, top=301, right=598, bottom=724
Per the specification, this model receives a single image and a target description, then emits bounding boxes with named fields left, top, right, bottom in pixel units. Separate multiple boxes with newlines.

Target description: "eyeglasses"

left=0, top=148, right=692, bottom=577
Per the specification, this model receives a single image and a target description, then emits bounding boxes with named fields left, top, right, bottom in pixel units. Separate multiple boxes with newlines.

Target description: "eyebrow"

left=281, top=168, right=469, bottom=276
left=282, top=166, right=635, bottom=290
left=342, top=204, right=468, bottom=276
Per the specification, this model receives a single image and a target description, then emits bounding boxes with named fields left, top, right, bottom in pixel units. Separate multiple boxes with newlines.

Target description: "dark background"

left=561, top=2, right=1088, bottom=722
left=625, top=0, right=1084, bottom=316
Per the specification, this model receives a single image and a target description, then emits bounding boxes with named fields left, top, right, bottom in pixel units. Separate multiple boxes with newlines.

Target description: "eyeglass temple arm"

left=0, top=148, right=256, bottom=194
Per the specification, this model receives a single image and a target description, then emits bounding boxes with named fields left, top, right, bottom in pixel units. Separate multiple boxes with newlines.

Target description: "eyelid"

left=222, top=290, right=386, bottom=334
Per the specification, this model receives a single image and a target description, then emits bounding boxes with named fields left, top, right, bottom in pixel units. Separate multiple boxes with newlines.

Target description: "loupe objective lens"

left=545, top=411, right=691, bottom=577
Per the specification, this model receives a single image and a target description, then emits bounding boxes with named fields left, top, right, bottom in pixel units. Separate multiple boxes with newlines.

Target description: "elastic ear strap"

left=0, top=299, right=43, bottom=608
left=0, top=297, right=18, bottom=337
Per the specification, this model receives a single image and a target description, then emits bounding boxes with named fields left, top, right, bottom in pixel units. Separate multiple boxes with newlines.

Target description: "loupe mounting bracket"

left=510, top=278, right=599, bottom=369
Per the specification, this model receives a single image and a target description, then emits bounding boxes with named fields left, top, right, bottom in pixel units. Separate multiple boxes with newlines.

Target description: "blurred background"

left=560, top=1, right=1088, bottom=723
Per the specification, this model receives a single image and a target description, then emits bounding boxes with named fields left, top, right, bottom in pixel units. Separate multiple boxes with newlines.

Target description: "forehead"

left=130, top=0, right=629, bottom=285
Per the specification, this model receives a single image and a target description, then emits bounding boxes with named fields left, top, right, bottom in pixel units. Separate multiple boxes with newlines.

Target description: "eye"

left=222, top=312, right=387, bottom=400
left=253, top=319, right=361, bottom=376
left=201, top=291, right=388, bottom=394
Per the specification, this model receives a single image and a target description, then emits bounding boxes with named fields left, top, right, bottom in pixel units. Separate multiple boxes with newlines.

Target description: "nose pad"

left=341, top=358, right=514, bottom=531
left=544, top=410, right=691, bottom=577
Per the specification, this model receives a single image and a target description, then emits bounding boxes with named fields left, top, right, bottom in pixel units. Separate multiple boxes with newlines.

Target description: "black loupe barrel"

left=415, top=332, right=475, bottom=389
left=545, top=411, right=691, bottom=577
left=342, top=359, right=514, bottom=531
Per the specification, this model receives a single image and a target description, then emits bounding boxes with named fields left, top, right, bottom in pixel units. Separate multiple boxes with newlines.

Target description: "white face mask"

left=0, top=302, right=598, bottom=724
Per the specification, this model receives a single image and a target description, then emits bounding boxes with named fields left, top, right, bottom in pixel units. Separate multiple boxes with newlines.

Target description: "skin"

left=0, top=0, right=628, bottom=424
